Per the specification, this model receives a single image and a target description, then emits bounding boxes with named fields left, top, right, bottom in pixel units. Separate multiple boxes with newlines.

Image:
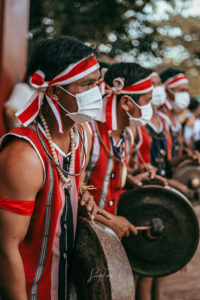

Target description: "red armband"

left=0, top=199, right=35, bottom=215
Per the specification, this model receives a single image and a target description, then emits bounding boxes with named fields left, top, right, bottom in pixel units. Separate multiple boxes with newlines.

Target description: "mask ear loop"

left=58, top=85, right=76, bottom=97
left=129, top=97, right=141, bottom=109
left=57, top=85, right=79, bottom=116
left=57, top=101, right=78, bottom=117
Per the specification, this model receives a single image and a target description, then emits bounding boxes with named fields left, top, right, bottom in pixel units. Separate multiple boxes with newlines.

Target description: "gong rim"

left=117, top=185, right=200, bottom=277
left=173, top=161, right=200, bottom=189
left=69, top=217, right=135, bottom=299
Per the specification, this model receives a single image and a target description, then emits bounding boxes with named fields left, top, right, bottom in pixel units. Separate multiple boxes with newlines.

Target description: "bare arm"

left=170, top=149, right=200, bottom=168
left=95, top=214, right=137, bottom=240
left=0, top=140, right=43, bottom=299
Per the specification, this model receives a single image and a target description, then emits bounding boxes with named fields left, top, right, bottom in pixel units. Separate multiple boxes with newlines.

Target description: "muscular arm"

left=0, top=139, right=43, bottom=299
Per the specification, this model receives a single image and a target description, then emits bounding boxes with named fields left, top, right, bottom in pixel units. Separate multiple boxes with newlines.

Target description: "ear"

left=120, top=95, right=133, bottom=112
left=47, top=86, right=59, bottom=101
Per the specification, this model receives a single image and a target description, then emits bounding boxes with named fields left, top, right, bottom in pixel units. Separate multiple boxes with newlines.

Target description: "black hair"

left=189, top=97, right=199, bottom=111
left=104, top=62, right=152, bottom=103
left=27, top=36, right=98, bottom=81
left=98, top=61, right=110, bottom=71
left=160, top=68, right=185, bottom=84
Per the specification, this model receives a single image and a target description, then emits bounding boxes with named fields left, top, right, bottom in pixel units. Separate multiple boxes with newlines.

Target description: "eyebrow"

left=82, top=78, right=100, bottom=84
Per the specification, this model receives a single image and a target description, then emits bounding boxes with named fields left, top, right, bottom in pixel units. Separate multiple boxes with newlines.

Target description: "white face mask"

left=151, top=85, right=166, bottom=107
left=127, top=97, right=153, bottom=127
left=58, top=85, right=102, bottom=123
left=170, top=91, right=190, bottom=113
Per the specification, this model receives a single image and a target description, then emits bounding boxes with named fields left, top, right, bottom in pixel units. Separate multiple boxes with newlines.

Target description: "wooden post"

left=0, top=0, right=30, bottom=136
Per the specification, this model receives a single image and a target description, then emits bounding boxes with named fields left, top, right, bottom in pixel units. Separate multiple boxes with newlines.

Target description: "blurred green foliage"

left=29, top=0, right=160, bottom=58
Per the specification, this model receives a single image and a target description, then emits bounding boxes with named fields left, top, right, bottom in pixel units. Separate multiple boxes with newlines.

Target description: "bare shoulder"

left=0, top=138, right=44, bottom=200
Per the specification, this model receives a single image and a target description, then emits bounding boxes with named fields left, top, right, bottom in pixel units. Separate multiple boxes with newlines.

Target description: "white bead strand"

left=40, top=113, right=75, bottom=189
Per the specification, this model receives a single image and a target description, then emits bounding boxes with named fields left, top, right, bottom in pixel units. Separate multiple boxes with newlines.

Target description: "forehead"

left=151, top=75, right=162, bottom=86
left=138, top=90, right=152, bottom=100
left=74, top=69, right=100, bottom=84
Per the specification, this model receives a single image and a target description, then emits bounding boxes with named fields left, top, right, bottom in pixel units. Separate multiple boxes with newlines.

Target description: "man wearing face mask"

left=0, top=36, right=110, bottom=300
left=137, top=72, right=171, bottom=177
left=158, top=68, right=200, bottom=166
left=130, top=71, right=200, bottom=300
left=137, top=71, right=199, bottom=198
left=81, top=62, right=166, bottom=240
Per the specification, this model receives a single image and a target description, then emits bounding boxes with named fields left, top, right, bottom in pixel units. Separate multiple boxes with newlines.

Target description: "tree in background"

left=28, top=0, right=160, bottom=59
left=29, top=0, right=200, bottom=95
left=154, top=9, right=200, bottom=95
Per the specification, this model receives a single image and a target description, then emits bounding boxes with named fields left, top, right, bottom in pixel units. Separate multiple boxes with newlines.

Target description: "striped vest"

left=85, top=121, right=134, bottom=215
left=138, top=117, right=172, bottom=178
left=0, top=124, right=82, bottom=300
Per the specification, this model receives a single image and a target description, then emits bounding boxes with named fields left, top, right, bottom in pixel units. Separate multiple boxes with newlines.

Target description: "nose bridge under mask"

left=57, top=85, right=103, bottom=123
left=58, top=85, right=102, bottom=106
left=151, top=85, right=166, bottom=106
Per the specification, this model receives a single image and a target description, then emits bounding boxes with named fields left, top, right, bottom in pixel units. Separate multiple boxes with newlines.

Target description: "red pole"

left=0, top=0, right=30, bottom=136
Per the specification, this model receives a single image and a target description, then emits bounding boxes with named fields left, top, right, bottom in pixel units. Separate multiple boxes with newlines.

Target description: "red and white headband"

left=98, top=75, right=153, bottom=130
left=16, top=55, right=99, bottom=133
left=164, top=73, right=188, bottom=89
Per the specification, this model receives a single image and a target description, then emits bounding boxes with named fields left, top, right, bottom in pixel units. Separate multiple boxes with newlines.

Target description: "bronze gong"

left=68, top=217, right=135, bottom=300
left=117, top=185, right=199, bottom=277
left=173, top=159, right=200, bottom=190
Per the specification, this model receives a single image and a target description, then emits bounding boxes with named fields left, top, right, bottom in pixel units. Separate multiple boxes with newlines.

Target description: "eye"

left=86, top=81, right=96, bottom=88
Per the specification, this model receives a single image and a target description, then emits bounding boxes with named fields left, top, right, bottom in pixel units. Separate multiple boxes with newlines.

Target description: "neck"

left=41, top=106, right=74, bottom=154
left=111, top=128, right=123, bottom=143
left=115, top=108, right=128, bottom=138
left=151, top=106, right=158, bottom=122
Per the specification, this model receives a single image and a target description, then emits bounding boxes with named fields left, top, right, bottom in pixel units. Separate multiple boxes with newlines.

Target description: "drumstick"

left=136, top=226, right=152, bottom=230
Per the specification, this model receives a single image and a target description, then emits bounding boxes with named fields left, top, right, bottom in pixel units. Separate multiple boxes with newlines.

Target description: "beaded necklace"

left=39, top=113, right=75, bottom=189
